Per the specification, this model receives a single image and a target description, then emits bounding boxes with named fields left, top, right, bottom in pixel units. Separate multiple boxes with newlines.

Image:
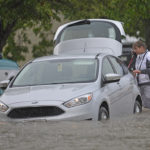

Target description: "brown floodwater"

left=0, top=108, right=150, bottom=150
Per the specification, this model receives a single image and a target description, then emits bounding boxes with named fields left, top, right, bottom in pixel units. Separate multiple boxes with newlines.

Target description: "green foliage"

left=1, top=0, right=150, bottom=63
left=0, top=0, right=60, bottom=63
left=3, top=33, right=28, bottom=61
left=61, top=0, right=150, bottom=48
left=32, top=38, right=53, bottom=58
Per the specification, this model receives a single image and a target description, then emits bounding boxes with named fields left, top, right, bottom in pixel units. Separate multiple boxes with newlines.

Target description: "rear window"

left=56, top=21, right=121, bottom=45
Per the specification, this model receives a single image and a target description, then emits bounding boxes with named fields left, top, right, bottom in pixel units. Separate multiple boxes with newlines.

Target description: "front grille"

left=8, top=106, right=65, bottom=119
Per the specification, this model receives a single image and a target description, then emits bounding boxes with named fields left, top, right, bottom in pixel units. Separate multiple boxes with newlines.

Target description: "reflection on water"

left=0, top=108, right=150, bottom=150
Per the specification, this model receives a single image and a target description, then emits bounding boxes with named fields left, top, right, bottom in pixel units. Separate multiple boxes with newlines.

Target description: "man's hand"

left=133, top=70, right=141, bottom=76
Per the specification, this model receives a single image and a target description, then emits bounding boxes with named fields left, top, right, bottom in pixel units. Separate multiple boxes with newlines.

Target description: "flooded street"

left=0, top=109, right=150, bottom=150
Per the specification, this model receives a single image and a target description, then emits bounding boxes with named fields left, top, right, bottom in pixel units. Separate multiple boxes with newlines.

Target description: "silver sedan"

left=0, top=53, right=142, bottom=121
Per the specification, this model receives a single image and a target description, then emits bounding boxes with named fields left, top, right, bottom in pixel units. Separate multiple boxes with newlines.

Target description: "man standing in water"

left=132, top=40, right=150, bottom=108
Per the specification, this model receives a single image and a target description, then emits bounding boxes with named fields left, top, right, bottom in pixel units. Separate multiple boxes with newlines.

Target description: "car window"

left=57, top=21, right=119, bottom=45
left=12, top=59, right=98, bottom=86
left=102, top=57, right=115, bottom=76
left=108, top=56, right=124, bottom=76
left=122, top=63, right=129, bottom=74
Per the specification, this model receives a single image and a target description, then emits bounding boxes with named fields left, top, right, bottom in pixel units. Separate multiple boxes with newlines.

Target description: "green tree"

left=1, top=0, right=150, bottom=63
left=113, top=0, right=150, bottom=49
left=61, top=0, right=150, bottom=49
left=0, top=0, right=61, bottom=61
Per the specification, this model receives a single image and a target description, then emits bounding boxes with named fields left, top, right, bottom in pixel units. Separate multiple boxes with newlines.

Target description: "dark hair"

left=132, top=40, right=147, bottom=49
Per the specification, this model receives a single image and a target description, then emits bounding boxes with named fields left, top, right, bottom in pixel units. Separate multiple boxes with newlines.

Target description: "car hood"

left=54, top=38, right=122, bottom=56
left=1, top=83, right=98, bottom=105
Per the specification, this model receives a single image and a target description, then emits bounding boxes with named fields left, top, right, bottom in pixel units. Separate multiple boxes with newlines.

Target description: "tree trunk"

left=0, top=19, right=3, bottom=54
left=0, top=39, right=4, bottom=54
left=0, top=35, right=7, bottom=54
left=0, top=20, right=16, bottom=54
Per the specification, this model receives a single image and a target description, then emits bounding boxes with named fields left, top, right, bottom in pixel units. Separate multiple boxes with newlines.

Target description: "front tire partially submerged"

left=98, top=106, right=109, bottom=121
left=133, top=100, right=142, bottom=114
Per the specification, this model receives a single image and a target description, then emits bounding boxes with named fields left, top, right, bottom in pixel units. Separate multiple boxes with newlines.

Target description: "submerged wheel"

left=134, top=100, right=142, bottom=114
left=98, top=106, right=109, bottom=121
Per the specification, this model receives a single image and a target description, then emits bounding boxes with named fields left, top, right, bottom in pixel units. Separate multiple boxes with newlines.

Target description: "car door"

left=108, top=56, right=134, bottom=116
left=101, top=56, right=123, bottom=118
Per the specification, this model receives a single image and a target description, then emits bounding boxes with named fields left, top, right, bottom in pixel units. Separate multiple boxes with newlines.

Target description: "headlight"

left=0, top=101, right=9, bottom=112
left=63, top=93, right=92, bottom=108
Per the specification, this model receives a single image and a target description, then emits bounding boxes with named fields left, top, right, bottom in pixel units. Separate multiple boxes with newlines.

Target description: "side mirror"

left=0, top=80, right=10, bottom=90
left=104, top=73, right=121, bottom=84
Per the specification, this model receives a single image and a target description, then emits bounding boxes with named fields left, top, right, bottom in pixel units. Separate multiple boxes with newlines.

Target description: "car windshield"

left=59, top=21, right=117, bottom=43
left=12, top=59, right=98, bottom=86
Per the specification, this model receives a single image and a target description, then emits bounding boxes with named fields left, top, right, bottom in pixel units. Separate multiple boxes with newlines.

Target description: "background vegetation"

left=0, top=0, right=150, bottom=63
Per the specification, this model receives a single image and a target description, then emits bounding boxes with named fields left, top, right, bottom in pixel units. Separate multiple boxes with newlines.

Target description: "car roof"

left=0, top=59, right=19, bottom=70
left=32, top=53, right=107, bottom=62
